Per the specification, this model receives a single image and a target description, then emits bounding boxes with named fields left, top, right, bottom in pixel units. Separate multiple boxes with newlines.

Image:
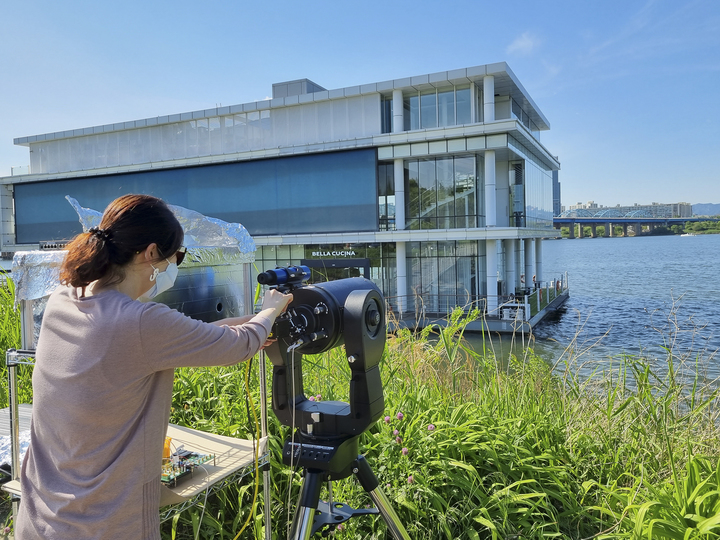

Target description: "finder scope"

left=256, top=265, right=310, bottom=289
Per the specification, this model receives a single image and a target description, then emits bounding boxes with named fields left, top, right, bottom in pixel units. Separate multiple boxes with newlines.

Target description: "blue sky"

left=1, top=0, right=718, bottom=207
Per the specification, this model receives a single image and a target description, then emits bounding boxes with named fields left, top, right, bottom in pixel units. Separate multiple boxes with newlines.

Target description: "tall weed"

left=0, top=283, right=717, bottom=538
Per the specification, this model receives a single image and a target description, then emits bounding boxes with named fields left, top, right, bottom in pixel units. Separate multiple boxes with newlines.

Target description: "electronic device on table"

left=161, top=446, right=215, bottom=487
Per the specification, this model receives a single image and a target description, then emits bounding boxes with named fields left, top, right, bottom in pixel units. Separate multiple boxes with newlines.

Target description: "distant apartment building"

left=552, top=171, right=561, bottom=217
left=567, top=201, right=691, bottom=218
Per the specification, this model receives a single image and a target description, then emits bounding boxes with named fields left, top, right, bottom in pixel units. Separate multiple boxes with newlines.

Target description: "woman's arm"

left=210, top=314, right=254, bottom=326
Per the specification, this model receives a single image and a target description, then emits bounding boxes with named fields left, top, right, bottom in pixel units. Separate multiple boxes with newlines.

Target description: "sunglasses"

left=175, top=246, right=187, bottom=266
left=157, top=245, right=186, bottom=266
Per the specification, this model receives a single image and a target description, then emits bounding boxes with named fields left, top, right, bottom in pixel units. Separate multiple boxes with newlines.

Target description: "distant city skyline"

left=1, top=0, right=718, bottom=207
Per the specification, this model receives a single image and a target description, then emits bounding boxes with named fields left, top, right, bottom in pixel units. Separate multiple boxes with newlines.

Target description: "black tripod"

left=284, top=434, right=409, bottom=539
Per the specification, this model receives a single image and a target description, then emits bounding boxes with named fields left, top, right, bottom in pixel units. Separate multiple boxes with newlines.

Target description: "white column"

left=524, top=239, right=534, bottom=287
left=535, top=239, right=543, bottom=286
left=504, top=239, right=516, bottom=296
left=486, top=239, right=498, bottom=315
left=392, top=89, right=403, bottom=134
left=515, top=240, right=523, bottom=290
left=396, top=241, right=407, bottom=314
left=392, top=90, right=406, bottom=317
left=483, top=75, right=495, bottom=123
left=484, top=150, right=496, bottom=227
left=393, top=159, right=405, bottom=230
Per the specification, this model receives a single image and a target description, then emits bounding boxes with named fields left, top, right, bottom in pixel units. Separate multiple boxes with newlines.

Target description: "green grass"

left=2, top=292, right=719, bottom=538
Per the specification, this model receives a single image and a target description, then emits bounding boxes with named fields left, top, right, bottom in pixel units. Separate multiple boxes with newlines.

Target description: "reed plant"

left=0, top=273, right=22, bottom=408
left=1, top=285, right=719, bottom=538
left=161, top=307, right=720, bottom=539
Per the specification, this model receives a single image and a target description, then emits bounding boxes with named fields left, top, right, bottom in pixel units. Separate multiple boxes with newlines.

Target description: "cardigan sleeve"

left=138, top=302, right=273, bottom=371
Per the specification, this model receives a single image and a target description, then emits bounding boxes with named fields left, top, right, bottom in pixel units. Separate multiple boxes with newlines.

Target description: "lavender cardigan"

left=16, top=287, right=271, bottom=539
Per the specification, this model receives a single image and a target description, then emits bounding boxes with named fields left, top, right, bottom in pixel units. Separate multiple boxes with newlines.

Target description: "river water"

left=472, top=234, right=720, bottom=379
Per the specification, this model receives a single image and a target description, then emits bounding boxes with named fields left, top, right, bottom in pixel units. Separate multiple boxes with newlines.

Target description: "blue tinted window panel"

left=14, top=149, right=378, bottom=243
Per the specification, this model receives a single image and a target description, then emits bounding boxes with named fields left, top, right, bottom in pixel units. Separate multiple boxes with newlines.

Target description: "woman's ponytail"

left=58, top=194, right=183, bottom=290
left=60, top=228, right=114, bottom=288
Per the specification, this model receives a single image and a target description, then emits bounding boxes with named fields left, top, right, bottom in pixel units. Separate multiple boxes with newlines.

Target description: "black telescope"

left=261, top=270, right=386, bottom=477
left=259, top=267, right=410, bottom=539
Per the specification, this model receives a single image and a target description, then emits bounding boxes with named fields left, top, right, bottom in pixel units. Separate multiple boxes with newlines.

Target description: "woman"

left=15, top=194, right=291, bottom=539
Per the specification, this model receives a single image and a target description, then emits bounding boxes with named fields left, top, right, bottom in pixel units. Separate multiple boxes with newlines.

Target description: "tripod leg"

left=353, top=456, right=411, bottom=540
left=289, top=470, right=323, bottom=540
left=367, top=487, right=411, bottom=540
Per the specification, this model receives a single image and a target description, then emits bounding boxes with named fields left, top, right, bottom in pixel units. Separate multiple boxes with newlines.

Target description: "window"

left=378, top=163, right=395, bottom=230
left=406, top=240, right=478, bottom=314
left=404, top=94, right=419, bottom=131
left=404, top=155, right=478, bottom=230
left=456, top=86, right=471, bottom=124
left=438, top=89, right=455, bottom=127
left=420, top=92, right=437, bottom=129
left=403, top=85, right=474, bottom=131
left=381, top=95, right=393, bottom=133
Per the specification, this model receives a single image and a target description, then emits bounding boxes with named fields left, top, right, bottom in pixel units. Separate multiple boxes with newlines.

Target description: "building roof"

left=14, top=62, right=550, bottom=146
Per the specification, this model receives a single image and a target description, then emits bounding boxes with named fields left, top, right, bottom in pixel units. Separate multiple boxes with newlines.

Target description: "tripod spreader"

left=290, top=455, right=410, bottom=540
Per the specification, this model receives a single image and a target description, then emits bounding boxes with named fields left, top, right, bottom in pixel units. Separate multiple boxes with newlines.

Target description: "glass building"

left=1, top=63, right=561, bottom=321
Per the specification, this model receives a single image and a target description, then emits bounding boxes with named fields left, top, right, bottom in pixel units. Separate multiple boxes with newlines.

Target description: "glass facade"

left=254, top=243, right=396, bottom=302
left=511, top=98, right=541, bottom=140
left=381, top=95, right=393, bottom=134
left=509, top=136, right=554, bottom=229
left=403, top=155, right=478, bottom=230
left=255, top=240, right=483, bottom=317
left=15, top=149, right=378, bottom=243
left=377, top=163, right=395, bottom=230
left=406, top=241, right=478, bottom=314
left=28, top=95, right=381, bottom=175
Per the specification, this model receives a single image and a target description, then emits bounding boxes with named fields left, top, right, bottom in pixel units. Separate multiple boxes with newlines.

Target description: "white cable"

left=194, top=464, right=211, bottom=540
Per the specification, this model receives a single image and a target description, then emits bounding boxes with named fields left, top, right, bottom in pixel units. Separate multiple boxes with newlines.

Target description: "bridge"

left=553, top=211, right=720, bottom=238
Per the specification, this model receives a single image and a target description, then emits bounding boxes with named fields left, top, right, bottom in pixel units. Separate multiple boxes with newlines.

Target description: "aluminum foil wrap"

left=12, top=251, right=65, bottom=304
left=13, top=198, right=257, bottom=305
left=65, top=196, right=256, bottom=257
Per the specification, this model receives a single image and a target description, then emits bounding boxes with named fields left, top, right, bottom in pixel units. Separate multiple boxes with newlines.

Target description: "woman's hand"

left=261, top=289, right=293, bottom=318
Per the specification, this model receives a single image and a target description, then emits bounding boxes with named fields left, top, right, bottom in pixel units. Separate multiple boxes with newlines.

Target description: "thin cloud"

left=506, top=32, right=542, bottom=56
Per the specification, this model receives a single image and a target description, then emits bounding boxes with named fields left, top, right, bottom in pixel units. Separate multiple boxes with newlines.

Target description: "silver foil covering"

left=13, top=198, right=257, bottom=304
left=65, top=196, right=256, bottom=254
left=12, top=251, right=64, bottom=304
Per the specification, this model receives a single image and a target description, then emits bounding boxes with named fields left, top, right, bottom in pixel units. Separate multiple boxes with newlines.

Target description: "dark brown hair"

left=60, top=194, right=184, bottom=288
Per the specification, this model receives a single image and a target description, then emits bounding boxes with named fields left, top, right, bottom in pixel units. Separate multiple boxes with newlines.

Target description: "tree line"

left=560, top=218, right=720, bottom=238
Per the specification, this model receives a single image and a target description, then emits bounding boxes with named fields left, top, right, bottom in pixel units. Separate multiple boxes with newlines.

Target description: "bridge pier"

left=605, top=222, right=611, bottom=237
left=591, top=224, right=597, bottom=238
left=578, top=223, right=585, bottom=238
left=622, top=224, right=628, bottom=237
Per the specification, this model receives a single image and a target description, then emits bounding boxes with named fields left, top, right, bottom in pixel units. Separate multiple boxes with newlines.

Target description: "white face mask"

left=139, top=261, right=178, bottom=301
